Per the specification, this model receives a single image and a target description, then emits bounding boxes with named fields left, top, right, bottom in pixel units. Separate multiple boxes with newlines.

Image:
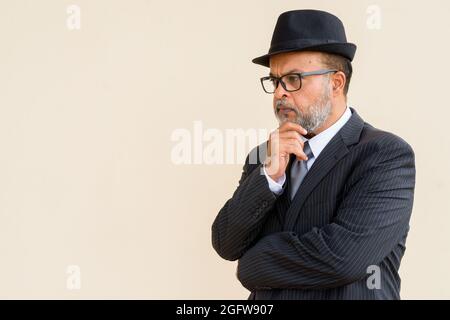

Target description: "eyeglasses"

left=260, top=69, right=338, bottom=94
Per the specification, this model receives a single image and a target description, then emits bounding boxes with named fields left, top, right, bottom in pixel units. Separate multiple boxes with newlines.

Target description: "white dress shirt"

left=263, top=106, right=353, bottom=195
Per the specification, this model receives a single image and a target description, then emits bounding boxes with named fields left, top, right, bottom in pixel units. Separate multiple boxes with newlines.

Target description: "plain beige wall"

left=0, top=0, right=448, bottom=299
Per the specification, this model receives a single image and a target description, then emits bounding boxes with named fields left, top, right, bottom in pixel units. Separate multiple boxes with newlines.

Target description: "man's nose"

left=273, top=81, right=290, bottom=100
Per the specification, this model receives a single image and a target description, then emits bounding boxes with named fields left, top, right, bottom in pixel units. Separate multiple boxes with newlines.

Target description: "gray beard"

left=274, top=86, right=332, bottom=133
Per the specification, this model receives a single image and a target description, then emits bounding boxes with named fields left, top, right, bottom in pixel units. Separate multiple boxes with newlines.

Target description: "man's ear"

left=332, top=71, right=346, bottom=96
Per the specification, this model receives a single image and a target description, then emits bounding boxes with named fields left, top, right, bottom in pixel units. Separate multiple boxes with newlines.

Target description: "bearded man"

left=212, top=10, right=416, bottom=300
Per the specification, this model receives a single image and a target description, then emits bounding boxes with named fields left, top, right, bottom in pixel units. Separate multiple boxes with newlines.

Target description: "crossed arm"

left=212, top=140, right=416, bottom=291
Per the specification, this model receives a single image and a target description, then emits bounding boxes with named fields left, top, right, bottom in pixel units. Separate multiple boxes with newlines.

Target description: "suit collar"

left=338, top=107, right=364, bottom=147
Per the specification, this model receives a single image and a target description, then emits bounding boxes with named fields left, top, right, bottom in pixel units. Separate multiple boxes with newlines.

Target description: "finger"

left=279, top=131, right=304, bottom=146
left=282, top=138, right=304, bottom=151
left=279, top=122, right=308, bottom=135
left=274, top=138, right=300, bottom=154
left=285, top=144, right=308, bottom=161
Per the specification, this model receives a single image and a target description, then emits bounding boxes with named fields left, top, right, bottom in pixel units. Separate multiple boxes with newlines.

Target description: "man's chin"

left=276, top=116, right=317, bottom=133
left=276, top=114, right=298, bottom=125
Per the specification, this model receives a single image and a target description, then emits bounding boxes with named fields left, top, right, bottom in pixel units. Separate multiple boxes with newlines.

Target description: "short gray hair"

left=319, top=52, right=353, bottom=96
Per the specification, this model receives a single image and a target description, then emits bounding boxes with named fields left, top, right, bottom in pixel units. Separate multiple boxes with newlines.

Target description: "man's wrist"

left=263, top=159, right=283, bottom=182
left=263, top=164, right=286, bottom=194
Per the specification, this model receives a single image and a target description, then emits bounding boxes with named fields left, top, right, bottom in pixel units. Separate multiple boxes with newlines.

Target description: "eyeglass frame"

left=260, top=69, right=338, bottom=94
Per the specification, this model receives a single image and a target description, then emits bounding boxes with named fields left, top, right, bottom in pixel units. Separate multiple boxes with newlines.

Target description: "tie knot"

left=303, top=141, right=313, bottom=159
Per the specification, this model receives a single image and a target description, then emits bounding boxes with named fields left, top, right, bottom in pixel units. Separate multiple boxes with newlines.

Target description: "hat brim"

left=252, top=43, right=357, bottom=67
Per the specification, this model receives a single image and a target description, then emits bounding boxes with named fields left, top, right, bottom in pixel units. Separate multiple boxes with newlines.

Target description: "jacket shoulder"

left=359, top=122, right=414, bottom=155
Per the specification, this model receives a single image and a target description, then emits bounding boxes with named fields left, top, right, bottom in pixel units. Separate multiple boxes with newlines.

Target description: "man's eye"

left=286, top=75, right=299, bottom=83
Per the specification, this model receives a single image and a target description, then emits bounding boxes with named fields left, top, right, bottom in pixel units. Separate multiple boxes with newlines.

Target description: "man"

left=211, top=10, right=415, bottom=299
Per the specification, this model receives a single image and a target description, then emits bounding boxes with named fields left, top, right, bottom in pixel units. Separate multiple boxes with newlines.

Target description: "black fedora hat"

left=252, top=10, right=356, bottom=67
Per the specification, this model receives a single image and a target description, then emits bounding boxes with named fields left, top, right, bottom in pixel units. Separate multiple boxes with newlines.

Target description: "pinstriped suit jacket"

left=212, top=108, right=416, bottom=300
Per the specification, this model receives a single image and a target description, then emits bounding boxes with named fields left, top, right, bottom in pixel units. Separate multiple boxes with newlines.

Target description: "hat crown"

left=271, top=10, right=348, bottom=47
left=252, top=9, right=356, bottom=67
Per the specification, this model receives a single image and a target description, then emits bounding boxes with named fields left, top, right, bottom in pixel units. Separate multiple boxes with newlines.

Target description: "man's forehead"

left=269, top=68, right=304, bottom=77
left=269, top=51, right=323, bottom=76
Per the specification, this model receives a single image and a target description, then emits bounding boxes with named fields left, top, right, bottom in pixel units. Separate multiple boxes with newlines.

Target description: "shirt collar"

left=302, top=106, right=352, bottom=159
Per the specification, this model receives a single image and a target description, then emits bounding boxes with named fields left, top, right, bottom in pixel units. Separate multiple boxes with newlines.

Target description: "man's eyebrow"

left=269, top=69, right=304, bottom=77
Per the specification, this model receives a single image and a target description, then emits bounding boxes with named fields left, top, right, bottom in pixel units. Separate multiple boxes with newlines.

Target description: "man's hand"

left=264, top=122, right=309, bottom=181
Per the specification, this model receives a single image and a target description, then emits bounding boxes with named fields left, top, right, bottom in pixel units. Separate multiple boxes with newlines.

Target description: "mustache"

left=275, top=99, right=299, bottom=115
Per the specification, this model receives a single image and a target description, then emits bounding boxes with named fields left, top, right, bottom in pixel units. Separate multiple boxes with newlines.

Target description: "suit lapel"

left=283, top=108, right=365, bottom=231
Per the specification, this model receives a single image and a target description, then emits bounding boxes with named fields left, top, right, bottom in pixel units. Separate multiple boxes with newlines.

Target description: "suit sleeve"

left=237, top=139, right=416, bottom=290
left=212, top=144, right=280, bottom=261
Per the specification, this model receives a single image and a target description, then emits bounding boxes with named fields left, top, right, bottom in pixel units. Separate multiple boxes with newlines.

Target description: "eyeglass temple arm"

left=299, top=69, right=338, bottom=77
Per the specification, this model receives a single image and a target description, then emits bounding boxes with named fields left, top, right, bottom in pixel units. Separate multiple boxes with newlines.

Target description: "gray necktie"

left=290, top=141, right=314, bottom=200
